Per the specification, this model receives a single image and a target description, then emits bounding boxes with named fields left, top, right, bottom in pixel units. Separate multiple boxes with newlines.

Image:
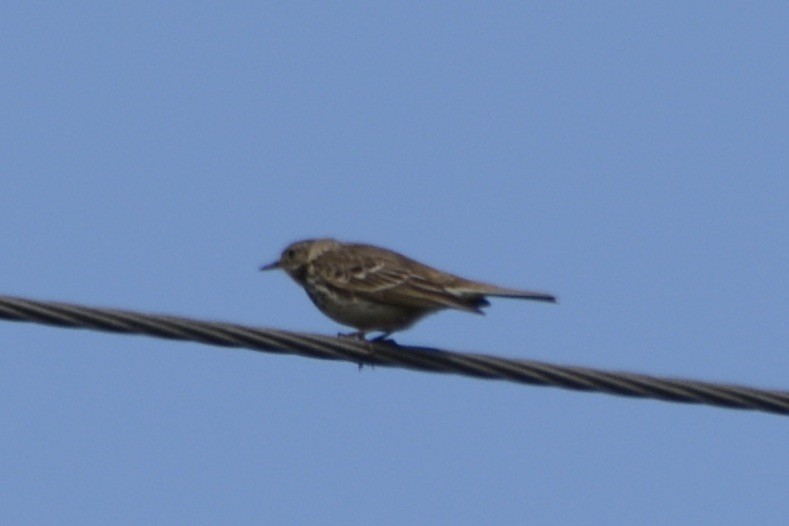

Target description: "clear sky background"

left=1, top=2, right=787, bottom=524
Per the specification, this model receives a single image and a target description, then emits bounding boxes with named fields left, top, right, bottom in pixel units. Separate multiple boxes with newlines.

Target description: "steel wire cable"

left=1, top=294, right=787, bottom=416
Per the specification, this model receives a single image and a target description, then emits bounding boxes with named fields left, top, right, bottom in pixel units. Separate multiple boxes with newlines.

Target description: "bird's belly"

left=306, top=290, right=421, bottom=331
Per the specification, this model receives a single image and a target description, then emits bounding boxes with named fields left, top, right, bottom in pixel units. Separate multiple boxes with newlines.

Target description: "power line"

left=0, top=294, right=787, bottom=416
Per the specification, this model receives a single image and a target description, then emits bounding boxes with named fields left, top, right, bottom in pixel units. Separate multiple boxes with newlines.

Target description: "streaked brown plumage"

left=260, top=238, right=556, bottom=339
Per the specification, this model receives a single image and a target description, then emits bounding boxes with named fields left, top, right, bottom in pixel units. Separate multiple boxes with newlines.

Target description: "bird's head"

left=260, top=238, right=339, bottom=283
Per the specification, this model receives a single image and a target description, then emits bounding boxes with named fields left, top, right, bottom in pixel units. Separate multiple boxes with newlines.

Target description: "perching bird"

left=260, top=238, right=556, bottom=340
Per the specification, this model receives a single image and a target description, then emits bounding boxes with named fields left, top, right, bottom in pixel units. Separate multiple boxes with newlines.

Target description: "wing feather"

left=310, top=251, right=485, bottom=314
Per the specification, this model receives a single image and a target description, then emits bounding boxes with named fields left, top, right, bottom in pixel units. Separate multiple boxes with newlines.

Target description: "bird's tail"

left=453, top=283, right=558, bottom=303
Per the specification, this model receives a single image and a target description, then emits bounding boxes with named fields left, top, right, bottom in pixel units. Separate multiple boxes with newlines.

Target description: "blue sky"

left=1, top=2, right=787, bottom=524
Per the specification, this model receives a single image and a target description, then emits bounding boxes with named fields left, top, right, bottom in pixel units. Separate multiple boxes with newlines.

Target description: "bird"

left=260, top=238, right=557, bottom=340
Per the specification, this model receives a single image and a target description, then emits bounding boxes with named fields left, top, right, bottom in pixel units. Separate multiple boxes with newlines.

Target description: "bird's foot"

left=337, top=332, right=398, bottom=371
left=337, top=331, right=397, bottom=345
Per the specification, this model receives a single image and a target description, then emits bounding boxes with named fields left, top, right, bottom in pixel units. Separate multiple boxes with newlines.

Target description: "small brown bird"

left=260, top=239, right=557, bottom=340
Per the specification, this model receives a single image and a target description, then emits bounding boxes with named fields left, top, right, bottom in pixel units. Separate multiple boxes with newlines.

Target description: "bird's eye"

left=286, top=249, right=296, bottom=259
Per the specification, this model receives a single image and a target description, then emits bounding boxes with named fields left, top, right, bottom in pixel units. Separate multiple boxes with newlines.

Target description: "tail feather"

left=486, top=288, right=557, bottom=303
left=452, top=283, right=558, bottom=303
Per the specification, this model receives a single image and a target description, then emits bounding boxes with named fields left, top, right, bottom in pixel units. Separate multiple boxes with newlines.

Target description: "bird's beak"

left=259, top=260, right=281, bottom=271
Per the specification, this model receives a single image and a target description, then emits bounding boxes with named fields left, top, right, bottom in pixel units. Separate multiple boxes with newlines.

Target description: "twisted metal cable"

left=1, top=294, right=787, bottom=416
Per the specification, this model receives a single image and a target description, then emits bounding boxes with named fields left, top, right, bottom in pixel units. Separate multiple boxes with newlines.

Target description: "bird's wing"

left=311, top=252, right=486, bottom=314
